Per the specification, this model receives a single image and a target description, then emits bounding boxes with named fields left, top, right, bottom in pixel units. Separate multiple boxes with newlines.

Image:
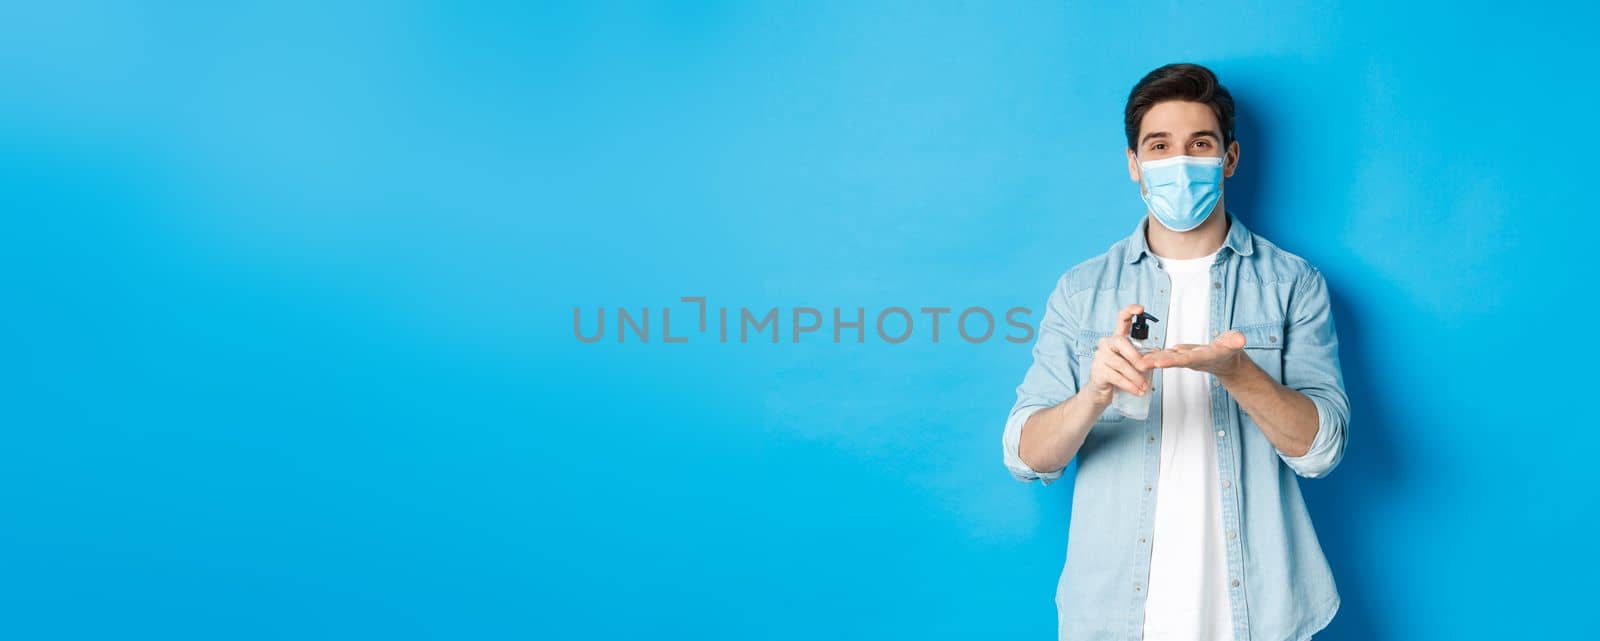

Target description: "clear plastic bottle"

left=1111, top=311, right=1159, bottom=420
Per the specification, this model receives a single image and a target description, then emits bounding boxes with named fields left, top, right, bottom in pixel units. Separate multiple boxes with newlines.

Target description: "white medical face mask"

left=1137, top=153, right=1225, bottom=232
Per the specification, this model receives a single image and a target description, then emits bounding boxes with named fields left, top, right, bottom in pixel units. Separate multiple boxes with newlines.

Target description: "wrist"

left=1078, top=385, right=1114, bottom=413
left=1215, top=352, right=1257, bottom=387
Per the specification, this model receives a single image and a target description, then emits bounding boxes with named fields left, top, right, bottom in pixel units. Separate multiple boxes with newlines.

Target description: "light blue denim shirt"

left=1002, top=211, right=1348, bottom=641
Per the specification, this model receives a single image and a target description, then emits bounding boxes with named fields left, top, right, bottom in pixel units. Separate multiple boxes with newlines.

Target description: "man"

left=1001, top=63, right=1349, bottom=641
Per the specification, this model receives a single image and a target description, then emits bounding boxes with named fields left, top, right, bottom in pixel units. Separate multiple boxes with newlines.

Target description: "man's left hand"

left=1140, top=330, right=1250, bottom=377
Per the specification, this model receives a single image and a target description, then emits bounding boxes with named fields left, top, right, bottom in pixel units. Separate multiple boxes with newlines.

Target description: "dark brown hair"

left=1124, top=63, right=1235, bottom=151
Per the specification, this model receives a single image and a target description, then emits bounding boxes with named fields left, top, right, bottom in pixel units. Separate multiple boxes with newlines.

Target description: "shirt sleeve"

left=1002, top=273, right=1083, bottom=485
left=1276, top=267, right=1350, bottom=479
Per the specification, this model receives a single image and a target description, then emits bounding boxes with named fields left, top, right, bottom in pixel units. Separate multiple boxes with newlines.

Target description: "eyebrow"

left=1140, top=130, right=1222, bottom=145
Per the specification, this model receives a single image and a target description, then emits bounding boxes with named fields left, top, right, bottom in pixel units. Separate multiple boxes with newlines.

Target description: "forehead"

left=1139, top=100, right=1221, bottom=136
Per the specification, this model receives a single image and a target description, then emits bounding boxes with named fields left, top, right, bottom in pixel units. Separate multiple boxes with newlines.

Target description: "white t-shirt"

left=1141, top=250, right=1234, bottom=641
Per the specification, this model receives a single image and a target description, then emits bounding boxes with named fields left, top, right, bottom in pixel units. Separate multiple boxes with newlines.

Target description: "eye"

left=1194, top=140, right=1212, bottom=149
left=1152, top=143, right=1166, bottom=151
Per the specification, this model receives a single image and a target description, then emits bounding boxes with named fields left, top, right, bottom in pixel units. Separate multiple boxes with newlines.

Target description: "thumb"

left=1215, top=330, right=1247, bottom=350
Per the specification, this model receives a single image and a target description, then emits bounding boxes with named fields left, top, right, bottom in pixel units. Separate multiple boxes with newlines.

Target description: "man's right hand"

left=1085, top=304, right=1153, bottom=409
left=1017, top=304, right=1156, bottom=475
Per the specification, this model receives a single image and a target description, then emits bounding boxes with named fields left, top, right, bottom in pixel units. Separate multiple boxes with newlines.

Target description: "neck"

left=1146, top=201, right=1228, bottom=259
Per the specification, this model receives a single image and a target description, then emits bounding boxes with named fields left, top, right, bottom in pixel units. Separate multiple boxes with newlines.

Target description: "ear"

left=1223, top=141, right=1240, bottom=178
left=1127, top=148, right=1141, bottom=183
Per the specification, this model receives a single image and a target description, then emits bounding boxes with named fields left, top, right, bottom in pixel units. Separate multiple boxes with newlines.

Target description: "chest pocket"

left=1235, top=321, right=1285, bottom=383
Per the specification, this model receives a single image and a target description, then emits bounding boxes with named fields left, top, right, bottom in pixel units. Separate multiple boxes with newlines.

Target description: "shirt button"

left=1228, top=530, right=1237, bottom=540
left=1145, top=485, right=1153, bottom=492
left=1223, top=479, right=1232, bottom=488
left=1135, top=583, right=1143, bottom=592
left=1231, top=579, right=1241, bottom=588
left=1213, top=282, right=1221, bottom=289
left=1217, top=430, right=1226, bottom=438
left=1148, top=435, right=1156, bottom=442
left=1139, top=537, right=1147, bottom=544
left=1268, top=335, right=1278, bottom=343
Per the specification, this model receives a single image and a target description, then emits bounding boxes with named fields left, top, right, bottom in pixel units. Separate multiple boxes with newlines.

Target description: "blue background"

left=3, top=2, right=1592, bottom=639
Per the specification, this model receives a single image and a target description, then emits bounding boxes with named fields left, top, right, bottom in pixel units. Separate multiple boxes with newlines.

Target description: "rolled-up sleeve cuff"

left=1279, top=396, right=1344, bottom=478
left=1003, top=406, right=1065, bottom=485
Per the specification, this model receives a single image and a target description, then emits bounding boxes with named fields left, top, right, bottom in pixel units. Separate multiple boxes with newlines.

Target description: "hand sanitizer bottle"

left=1111, top=311, right=1160, bottom=420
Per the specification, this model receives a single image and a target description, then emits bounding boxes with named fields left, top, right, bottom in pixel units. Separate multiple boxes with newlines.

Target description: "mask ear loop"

left=1134, top=151, right=1152, bottom=196
left=1215, top=144, right=1231, bottom=213
left=1135, top=151, right=1152, bottom=199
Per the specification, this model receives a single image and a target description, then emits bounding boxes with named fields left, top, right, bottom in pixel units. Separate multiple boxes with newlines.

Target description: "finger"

left=1143, top=349, right=1190, bottom=369
left=1214, top=330, right=1246, bottom=350
left=1096, top=339, right=1150, bottom=387
left=1100, top=350, right=1149, bottom=392
left=1111, top=303, right=1145, bottom=338
left=1095, top=360, right=1146, bottom=395
left=1107, top=336, right=1151, bottom=371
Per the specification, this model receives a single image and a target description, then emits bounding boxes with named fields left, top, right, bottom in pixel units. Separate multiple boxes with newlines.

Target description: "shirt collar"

left=1124, top=209, right=1255, bottom=264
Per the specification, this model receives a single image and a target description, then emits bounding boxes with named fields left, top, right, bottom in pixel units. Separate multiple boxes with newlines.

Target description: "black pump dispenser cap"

left=1129, top=311, right=1159, bottom=340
